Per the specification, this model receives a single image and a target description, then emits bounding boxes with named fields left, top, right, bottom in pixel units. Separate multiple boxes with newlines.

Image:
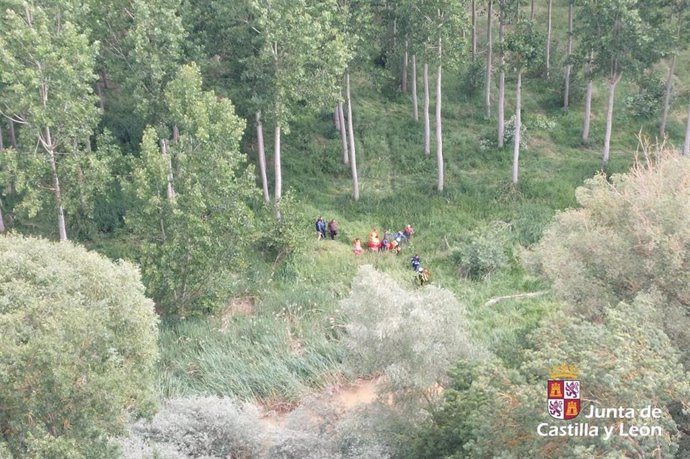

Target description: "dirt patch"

left=219, top=296, right=256, bottom=330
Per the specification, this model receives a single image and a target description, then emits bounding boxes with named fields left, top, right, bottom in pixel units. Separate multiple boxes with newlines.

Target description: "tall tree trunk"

left=424, top=62, right=431, bottom=156
left=530, top=0, right=535, bottom=20
left=339, top=102, right=349, bottom=164
left=402, top=41, right=408, bottom=93
left=346, top=71, right=359, bottom=201
left=95, top=82, right=105, bottom=112
left=436, top=42, right=444, bottom=192
left=9, top=120, right=17, bottom=149
left=484, top=0, right=493, bottom=119
left=660, top=54, right=676, bottom=138
left=256, top=111, right=270, bottom=202
left=274, top=120, right=282, bottom=202
left=545, top=0, right=552, bottom=79
left=602, top=73, right=622, bottom=169
left=498, top=11, right=505, bottom=147
left=0, top=126, right=4, bottom=150
left=471, top=0, right=477, bottom=61
left=0, top=202, right=5, bottom=233
left=412, top=55, right=419, bottom=121
left=334, top=106, right=341, bottom=131
left=161, top=139, right=175, bottom=201
left=683, top=98, right=690, bottom=156
left=172, top=125, right=180, bottom=143
left=45, top=127, right=67, bottom=241
left=564, top=2, right=573, bottom=108
left=582, top=53, right=594, bottom=142
left=512, top=69, right=522, bottom=185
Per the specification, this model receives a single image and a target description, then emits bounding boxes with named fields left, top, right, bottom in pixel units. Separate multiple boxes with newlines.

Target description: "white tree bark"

left=0, top=203, right=5, bottom=233
left=564, top=2, right=573, bottom=108
left=471, top=0, right=477, bottom=61
left=346, top=71, right=359, bottom=201
left=412, top=54, right=419, bottom=121
left=334, top=105, right=341, bottom=131
left=436, top=42, right=444, bottom=192
left=256, top=111, right=270, bottom=202
left=339, top=102, right=348, bottom=164
left=512, top=69, right=522, bottom=185
left=161, top=139, right=175, bottom=202
left=424, top=62, right=431, bottom=156
left=402, top=41, right=408, bottom=93
left=0, top=126, right=4, bottom=150
left=44, top=127, right=67, bottom=241
left=583, top=53, right=593, bottom=142
left=602, top=73, right=622, bottom=168
left=660, top=54, right=676, bottom=138
left=530, top=0, right=535, bottom=20
left=545, top=0, right=552, bottom=79
left=484, top=0, right=493, bottom=119
left=274, top=121, right=282, bottom=202
left=9, top=120, right=16, bottom=148
left=498, top=14, right=505, bottom=147
left=683, top=97, right=690, bottom=156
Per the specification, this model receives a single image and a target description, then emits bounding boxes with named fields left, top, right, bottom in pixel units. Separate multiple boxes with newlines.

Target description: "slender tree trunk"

left=512, top=69, right=522, bottom=185
left=9, top=120, right=16, bottom=149
left=44, top=127, right=67, bottom=241
left=485, top=0, right=493, bottom=119
left=498, top=13, right=505, bottom=147
left=161, top=139, right=175, bottom=201
left=436, top=59, right=444, bottom=192
left=0, top=202, right=5, bottom=233
left=346, top=71, right=359, bottom=201
left=582, top=53, right=594, bottom=142
left=660, top=54, right=676, bottom=138
left=545, top=0, right=552, bottom=79
left=412, top=55, right=419, bottom=121
left=402, top=41, right=408, bottom=93
left=172, top=125, right=180, bottom=143
left=424, top=62, right=431, bottom=156
left=274, top=120, right=282, bottom=202
left=339, top=102, right=349, bottom=164
left=471, top=0, right=477, bottom=61
left=683, top=97, right=690, bottom=156
left=602, top=73, right=622, bottom=169
left=564, top=2, right=573, bottom=108
left=256, top=111, right=270, bottom=202
left=0, top=126, right=4, bottom=150
left=95, top=82, right=105, bottom=112
left=530, top=0, right=535, bottom=20
left=334, top=106, right=341, bottom=131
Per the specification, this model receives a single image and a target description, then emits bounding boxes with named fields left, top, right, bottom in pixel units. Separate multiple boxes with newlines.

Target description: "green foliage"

left=341, top=265, right=485, bottom=395
left=125, top=63, right=257, bottom=317
left=526, top=150, right=690, bottom=365
left=452, top=222, right=512, bottom=279
left=0, top=235, right=158, bottom=458
left=407, top=297, right=690, bottom=458
left=623, top=74, right=665, bottom=119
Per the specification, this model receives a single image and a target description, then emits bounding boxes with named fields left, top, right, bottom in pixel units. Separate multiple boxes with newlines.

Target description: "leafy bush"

left=624, top=74, right=665, bottom=119
left=341, top=265, right=485, bottom=395
left=525, top=150, right=690, bottom=364
left=451, top=222, right=511, bottom=279
left=122, top=397, right=266, bottom=459
left=0, top=235, right=158, bottom=458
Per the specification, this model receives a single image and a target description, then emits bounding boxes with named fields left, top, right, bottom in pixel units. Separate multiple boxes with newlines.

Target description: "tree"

left=0, top=235, right=159, bottom=457
left=504, top=19, right=544, bottom=185
left=563, top=0, right=574, bottom=108
left=125, top=64, right=257, bottom=316
left=250, top=0, right=350, bottom=203
left=576, top=0, right=655, bottom=168
left=0, top=1, right=101, bottom=241
left=484, top=0, right=494, bottom=119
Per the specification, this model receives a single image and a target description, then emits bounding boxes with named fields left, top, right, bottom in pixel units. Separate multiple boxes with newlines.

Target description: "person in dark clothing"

left=328, top=219, right=338, bottom=240
left=315, top=216, right=326, bottom=240
left=411, top=254, right=421, bottom=271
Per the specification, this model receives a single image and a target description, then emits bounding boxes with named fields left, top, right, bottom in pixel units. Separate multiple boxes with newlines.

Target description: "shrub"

left=341, top=265, right=485, bottom=395
left=451, top=222, right=511, bottom=279
left=525, top=150, right=690, bottom=364
left=0, top=235, right=158, bottom=458
left=624, top=74, right=665, bottom=119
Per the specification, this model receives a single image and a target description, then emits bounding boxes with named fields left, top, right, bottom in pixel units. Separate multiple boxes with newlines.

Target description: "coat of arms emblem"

left=547, top=364, right=580, bottom=420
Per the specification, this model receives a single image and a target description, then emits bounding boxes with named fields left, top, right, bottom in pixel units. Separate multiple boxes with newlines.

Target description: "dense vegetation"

left=1, top=0, right=690, bottom=457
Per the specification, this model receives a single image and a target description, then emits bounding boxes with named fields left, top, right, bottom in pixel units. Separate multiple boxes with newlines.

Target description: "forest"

left=1, top=0, right=690, bottom=457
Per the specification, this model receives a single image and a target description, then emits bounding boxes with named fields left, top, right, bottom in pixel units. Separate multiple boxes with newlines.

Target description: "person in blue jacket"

left=315, top=216, right=326, bottom=240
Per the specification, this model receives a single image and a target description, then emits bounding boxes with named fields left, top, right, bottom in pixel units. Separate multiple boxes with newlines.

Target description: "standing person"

left=315, top=216, right=326, bottom=240
left=403, top=224, right=415, bottom=241
left=411, top=254, right=421, bottom=271
left=328, top=219, right=338, bottom=240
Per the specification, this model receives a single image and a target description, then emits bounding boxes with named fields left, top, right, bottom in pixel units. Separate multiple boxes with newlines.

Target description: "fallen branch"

left=483, top=290, right=549, bottom=307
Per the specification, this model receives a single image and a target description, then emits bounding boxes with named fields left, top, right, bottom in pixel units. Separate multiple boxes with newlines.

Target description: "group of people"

left=352, top=225, right=414, bottom=255
left=315, top=216, right=338, bottom=240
